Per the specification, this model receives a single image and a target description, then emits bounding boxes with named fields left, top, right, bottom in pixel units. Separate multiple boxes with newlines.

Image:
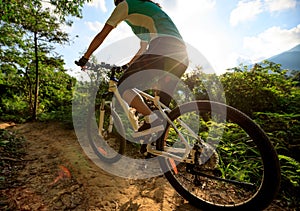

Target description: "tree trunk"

left=24, top=66, right=33, bottom=113
left=32, top=31, right=39, bottom=120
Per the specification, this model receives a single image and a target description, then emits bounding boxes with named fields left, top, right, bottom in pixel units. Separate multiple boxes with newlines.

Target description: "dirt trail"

left=1, top=122, right=285, bottom=211
left=1, top=122, right=201, bottom=211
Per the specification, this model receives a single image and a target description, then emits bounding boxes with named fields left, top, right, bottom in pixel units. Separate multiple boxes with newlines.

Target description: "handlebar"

left=81, top=62, right=119, bottom=82
left=83, top=62, right=114, bottom=70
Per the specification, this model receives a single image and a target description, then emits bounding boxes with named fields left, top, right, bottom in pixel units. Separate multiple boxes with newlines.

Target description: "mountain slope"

left=267, top=44, right=300, bottom=71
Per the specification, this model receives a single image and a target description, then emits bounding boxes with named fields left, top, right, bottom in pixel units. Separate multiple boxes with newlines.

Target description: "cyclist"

left=76, top=0, right=189, bottom=137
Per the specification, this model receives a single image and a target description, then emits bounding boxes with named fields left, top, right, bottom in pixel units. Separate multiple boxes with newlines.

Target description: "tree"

left=0, top=0, right=91, bottom=119
left=1, top=0, right=91, bottom=23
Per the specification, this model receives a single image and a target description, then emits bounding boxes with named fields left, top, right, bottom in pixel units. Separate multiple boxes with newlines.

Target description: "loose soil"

left=0, top=122, right=284, bottom=210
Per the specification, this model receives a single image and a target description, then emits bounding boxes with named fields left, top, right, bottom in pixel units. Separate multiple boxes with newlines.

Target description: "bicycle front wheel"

left=87, top=103, right=126, bottom=163
left=157, top=101, right=280, bottom=210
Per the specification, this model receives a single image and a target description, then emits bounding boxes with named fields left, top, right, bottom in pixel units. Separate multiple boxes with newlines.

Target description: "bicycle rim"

left=158, top=101, right=280, bottom=210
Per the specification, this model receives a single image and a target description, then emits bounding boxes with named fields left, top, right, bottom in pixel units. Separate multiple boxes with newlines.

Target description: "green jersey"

left=106, top=0, right=182, bottom=42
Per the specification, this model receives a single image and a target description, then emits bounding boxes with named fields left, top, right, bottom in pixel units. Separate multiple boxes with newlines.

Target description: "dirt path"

left=1, top=122, right=201, bottom=211
left=1, top=122, right=285, bottom=211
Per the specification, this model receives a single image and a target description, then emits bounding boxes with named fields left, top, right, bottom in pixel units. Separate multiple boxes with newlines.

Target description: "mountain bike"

left=83, top=62, right=280, bottom=210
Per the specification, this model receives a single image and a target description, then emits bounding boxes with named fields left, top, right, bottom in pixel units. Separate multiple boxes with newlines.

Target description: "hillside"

left=267, top=44, right=300, bottom=71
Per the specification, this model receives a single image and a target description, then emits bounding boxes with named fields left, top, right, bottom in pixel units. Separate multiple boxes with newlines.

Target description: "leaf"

left=0, top=140, right=10, bottom=145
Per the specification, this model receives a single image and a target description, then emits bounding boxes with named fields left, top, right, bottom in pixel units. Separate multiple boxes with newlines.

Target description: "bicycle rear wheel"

left=157, top=101, right=280, bottom=210
left=87, top=103, right=126, bottom=163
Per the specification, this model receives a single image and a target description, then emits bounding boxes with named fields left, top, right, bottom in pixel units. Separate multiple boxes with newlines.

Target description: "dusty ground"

left=1, top=122, right=202, bottom=211
left=0, top=122, right=284, bottom=210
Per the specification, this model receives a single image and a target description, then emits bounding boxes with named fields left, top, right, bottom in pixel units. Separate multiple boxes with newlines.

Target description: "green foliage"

left=183, top=61, right=300, bottom=208
left=279, top=155, right=300, bottom=188
left=38, top=106, right=74, bottom=129
left=221, top=61, right=296, bottom=116
left=1, top=2, right=68, bottom=119
left=0, top=0, right=91, bottom=121
left=0, top=65, right=75, bottom=122
left=254, top=112, right=300, bottom=208
left=278, top=155, right=300, bottom=208
left=254, top=112, right=300, bottom=159
left=1, top=95, right=29, bottom=123
left=183, top=67, right=225, bottom=102
left=0, top=0, right=91, bottom=23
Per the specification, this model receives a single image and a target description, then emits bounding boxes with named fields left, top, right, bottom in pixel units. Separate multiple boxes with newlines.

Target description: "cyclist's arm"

left=128, top=40, right=148, bottom=65
left=83, top=1, right=127, bottom=59
left=83, top=24, right=114, bottom=59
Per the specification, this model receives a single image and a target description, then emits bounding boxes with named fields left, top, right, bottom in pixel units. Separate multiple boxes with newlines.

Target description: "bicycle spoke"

left=158, top=101, right=280, bottom=210
left=192, top=169, right=256, bottom=189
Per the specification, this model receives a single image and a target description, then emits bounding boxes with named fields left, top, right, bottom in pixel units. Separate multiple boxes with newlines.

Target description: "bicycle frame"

left=98, top=76, right=200, bottom=164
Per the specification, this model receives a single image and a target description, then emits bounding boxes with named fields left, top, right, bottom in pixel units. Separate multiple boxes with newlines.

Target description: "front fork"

left=98, top=98, right=114, bottom=137
left=98, top=99, right=105, bottom=136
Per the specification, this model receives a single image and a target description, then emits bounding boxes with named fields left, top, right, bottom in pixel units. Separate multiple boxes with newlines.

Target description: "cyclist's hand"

left=75, top=56, right=89, bottom=67
left=112, top=64, right=130, bottom=73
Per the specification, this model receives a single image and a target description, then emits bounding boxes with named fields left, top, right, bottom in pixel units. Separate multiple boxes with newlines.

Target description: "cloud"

left=87, top=0, right=107, bottom=12
left=85, top=21, right=104, bottom=32
left=163, top=0, right=216, bottom=21
left=243, top=24, right=300, bottom=61
left=265, top=0, right=297, bottom=12
left=230, top=0, right=263, bottom=27
left=230, top=0, right=298, bottom=26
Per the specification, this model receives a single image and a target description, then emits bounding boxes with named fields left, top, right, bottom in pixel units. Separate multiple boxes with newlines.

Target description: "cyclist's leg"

left=117, top=39, right=188, bottom=136
left=122, top=89, right=152, bottom=116
left=118, top=54, right=166, bottom=137
left=118, top=54, right=163, bottom=116
left=157, top=58, right=188, bottom=107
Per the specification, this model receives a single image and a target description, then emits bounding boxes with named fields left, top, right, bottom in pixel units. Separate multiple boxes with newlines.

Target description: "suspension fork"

left=98, top=98, right=105, bottom=136
left=98, top=92, right=114, bottom=136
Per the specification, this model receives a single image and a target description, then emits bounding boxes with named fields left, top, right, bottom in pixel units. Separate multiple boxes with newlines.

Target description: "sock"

left=144, top=113, right=158, bottom=124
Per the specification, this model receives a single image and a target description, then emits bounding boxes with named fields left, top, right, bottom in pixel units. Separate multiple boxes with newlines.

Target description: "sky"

left=54, top=0, right=300, bottom=76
